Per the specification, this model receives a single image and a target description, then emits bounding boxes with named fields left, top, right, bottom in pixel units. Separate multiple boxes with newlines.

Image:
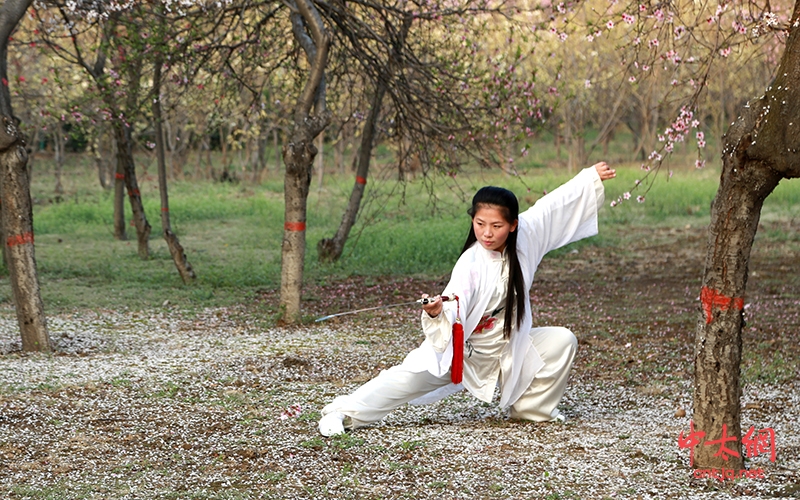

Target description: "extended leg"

left=320, top=364, right=451, bottom=435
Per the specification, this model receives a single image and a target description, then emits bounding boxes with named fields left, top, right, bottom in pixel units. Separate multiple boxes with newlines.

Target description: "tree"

left=279, top=0, right=330, bottom=323
left=316, top=14, right=412, bottom=262
left=0, top=0, right=51, bottom=352
left=153, top=49, right=196, bottom=285
left=550, top=0, right=796, bottom=470
left=33, top=5, right=152, bottom=254
left=691, top=1, right=800, bottom=470
left=316, top=0, right=552, bottom=263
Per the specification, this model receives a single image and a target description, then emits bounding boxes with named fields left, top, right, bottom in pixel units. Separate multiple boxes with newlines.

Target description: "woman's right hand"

left=593, top=161, right=616, bottom=181
left=421, top=294, right=443, bottom=318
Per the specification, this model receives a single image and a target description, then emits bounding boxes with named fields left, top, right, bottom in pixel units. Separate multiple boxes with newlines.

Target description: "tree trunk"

left=92, top=132, right=109, bottom=189
left=220, top=125, right=227, bottom=169
left=256, top=129, right=267, bottom=181
left=694, top=158, right=780, bottom=470
left=279, top=0, right=330, bottom=324
left=153, top=57, right=195, bottom=284
left=693, top=1, right=800, bottom=469
left=315, top=132, right=324, bottom=190
left=273, top=127, right=281, bottom=174
left=0, top=118, right=51, bottom=352
left=0, top=0, right=50, bottom=352
left=113, top=135, right=126, bottom=240
left=113, top=121, right=151, bottom=259
left=164, top=117, right=176, bottom=180
left=318, top=79, right=386, bottom=262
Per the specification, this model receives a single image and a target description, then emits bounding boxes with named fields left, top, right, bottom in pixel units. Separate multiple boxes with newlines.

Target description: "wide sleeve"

left=421, top=312, right=450, bottom=353
left=518, top=166, right=604, bottom=267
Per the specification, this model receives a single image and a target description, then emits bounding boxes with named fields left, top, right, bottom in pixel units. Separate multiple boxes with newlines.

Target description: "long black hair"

left=461, top=186, right=526, bottom=339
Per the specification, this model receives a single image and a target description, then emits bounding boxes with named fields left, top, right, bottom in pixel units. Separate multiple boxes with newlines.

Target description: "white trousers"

left=321, top=326, right=577, bottom=429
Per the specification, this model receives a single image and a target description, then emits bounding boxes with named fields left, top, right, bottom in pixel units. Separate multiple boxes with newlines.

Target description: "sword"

left=314, top=295, right=454, bottom=322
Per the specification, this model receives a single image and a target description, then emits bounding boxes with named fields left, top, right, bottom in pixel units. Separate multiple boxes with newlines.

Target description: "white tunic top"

left=403, top=166, right=605, bottom=408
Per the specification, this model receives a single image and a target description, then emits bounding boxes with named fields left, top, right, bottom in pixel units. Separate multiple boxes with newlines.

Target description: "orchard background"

left=0, top=0, right=798, bottom=494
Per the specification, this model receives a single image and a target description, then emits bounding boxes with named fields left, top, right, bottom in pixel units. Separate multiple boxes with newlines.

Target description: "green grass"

left=10, top=138, right=800, bottom=315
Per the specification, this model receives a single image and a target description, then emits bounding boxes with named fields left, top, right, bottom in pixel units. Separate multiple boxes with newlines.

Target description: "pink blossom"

left=607, top=20, right=614, bottom=29
left=280, top=404, right=303, bottom=420
left=637, top=195, right=646, bottom=203
left=695, top=159, right=706, bottom=169
left=623, top=192, right=631, bottom=200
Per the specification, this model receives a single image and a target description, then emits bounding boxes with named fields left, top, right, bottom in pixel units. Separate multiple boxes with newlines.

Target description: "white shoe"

left=319, top=412, right=346, bottom=437
left=551, top=413, right=566, bottom=423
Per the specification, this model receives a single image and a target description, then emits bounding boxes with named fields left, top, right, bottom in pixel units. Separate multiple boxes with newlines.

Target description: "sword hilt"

left=418, top=294, right=455, bottom=305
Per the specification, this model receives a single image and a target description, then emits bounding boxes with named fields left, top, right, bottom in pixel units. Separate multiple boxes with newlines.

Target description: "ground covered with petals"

left=1, top=225, right=798, bottom=499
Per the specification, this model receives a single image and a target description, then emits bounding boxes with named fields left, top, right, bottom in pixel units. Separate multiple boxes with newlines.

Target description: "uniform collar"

left=475, top=242, right=506, bottom=262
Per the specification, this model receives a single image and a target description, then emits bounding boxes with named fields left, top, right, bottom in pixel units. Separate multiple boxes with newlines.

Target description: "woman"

left=319, top=162, right=616, bottom=436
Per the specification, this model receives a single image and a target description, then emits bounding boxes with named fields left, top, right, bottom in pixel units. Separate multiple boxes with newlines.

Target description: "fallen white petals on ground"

left=0, top=309, right=797, bottom=499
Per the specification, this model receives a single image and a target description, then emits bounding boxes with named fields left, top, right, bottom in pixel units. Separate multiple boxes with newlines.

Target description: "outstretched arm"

left=518, top=162, right=613, bottom=266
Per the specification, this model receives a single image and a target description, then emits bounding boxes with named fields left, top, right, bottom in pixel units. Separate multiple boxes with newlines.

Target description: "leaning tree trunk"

left=113, top=121, right=151, bottom=259
left=693, top=1, right=800, bottom=469
left=153, top=55, right=195, bottom=284
left=316, top=15, right=409, bottom=263
left=317, top=79, right=387, bottom=262
left=279, top=0, right=330, bottom=324
left=0, top=118, right=51, bottom=352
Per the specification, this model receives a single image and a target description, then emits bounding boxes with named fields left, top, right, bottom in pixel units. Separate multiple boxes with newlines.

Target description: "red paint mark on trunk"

left=356, top=176, right=367, bottom=185
left=284, top=221, right=306, bottom=232
left=7, top=232, right=34, bottom=247
left=700, top=286, right=744, bottom=324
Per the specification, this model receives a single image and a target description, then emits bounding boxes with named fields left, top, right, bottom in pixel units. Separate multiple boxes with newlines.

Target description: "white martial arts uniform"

left=321, top=166, right=604, bottom=429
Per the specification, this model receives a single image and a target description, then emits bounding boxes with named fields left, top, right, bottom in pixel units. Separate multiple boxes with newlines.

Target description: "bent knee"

left=532, top=326, right=577, bottom=352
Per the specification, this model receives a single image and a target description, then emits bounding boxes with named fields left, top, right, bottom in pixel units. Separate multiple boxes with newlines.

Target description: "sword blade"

left=314, top=300, right=422, bottom=322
